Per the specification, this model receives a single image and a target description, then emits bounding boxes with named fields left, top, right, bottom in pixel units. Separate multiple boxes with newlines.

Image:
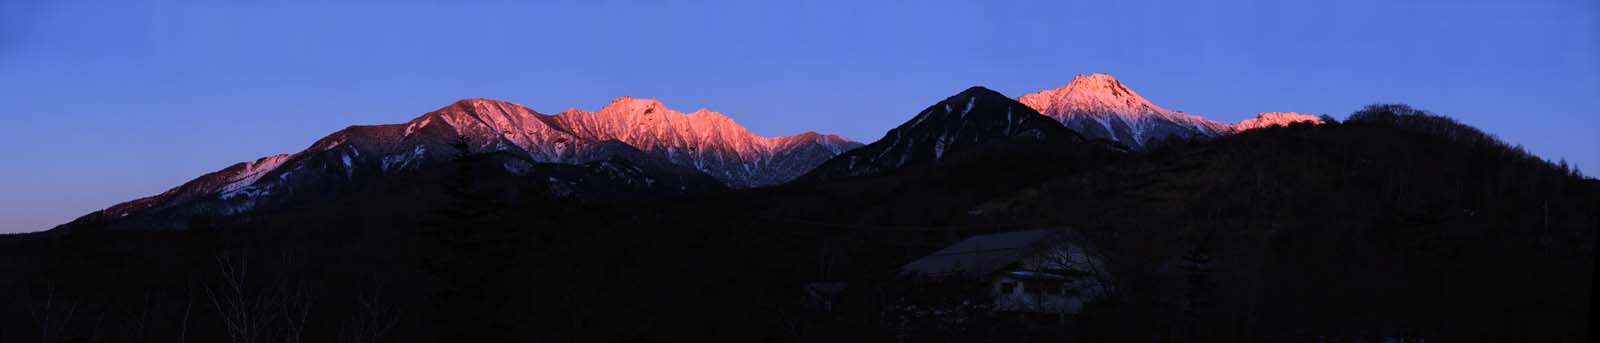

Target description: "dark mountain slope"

left=966, top=104, right=1598, bottom=341
left=56, top=143, right=724, bottom=232
left=753, top=86, right=1126, bottom=230
left=799, top=86, right=1093, bottom=182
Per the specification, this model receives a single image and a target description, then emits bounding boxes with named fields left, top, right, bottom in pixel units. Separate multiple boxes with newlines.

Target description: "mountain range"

left=56, top=73, right=1323, bottom=231
left=17, top=72, right=1595, bottom=343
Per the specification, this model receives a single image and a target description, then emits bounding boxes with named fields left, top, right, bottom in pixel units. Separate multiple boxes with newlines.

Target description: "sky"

left=1, top=0, right=1597, bottom=233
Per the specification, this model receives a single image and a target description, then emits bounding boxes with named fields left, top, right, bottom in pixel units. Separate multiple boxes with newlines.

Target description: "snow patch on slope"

left=221, top=154, right=292, bottom=194
left=382, top=145, right=426, bottom=173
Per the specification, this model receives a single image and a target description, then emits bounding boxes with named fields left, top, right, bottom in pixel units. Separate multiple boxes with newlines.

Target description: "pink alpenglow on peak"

left=1019, top=73, right=1231, bottom=150
left=113, top=96, right=863, bottom=218
left=1231, top=112, right=1324, bottom=132
left=65, top=96, right=864, bottom=230
left=399, top=97, right=864, bottom=187
left=550, top=97, right=862, bottom=186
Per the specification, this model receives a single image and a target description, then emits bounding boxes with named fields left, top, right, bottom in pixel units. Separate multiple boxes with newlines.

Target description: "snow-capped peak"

left=603, top=96, right=666, bottom=113
left=72, top=95, right=865, bottom=230
left=429, top=98, right=547, bottom=132
left=1231, top=112, right=1324, bottom=132
left=1021, top=74, right=1157, bottom=114
left=426, top=96, right=863, bottom=187
left=1019, top=73, right=1231, bottom=149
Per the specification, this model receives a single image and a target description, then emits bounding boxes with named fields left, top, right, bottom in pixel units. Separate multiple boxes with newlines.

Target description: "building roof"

left=900, top=229, right=1057, bottom=278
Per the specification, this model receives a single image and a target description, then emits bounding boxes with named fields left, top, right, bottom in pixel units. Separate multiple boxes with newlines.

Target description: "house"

left=899, top=229, right=1106, bottom=315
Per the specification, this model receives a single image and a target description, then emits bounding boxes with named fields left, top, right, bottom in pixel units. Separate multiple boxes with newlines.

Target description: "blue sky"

left=1, top=0, right=1596, bottom=232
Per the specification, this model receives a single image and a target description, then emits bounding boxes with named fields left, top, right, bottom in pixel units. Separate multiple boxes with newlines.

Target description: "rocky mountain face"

left=1018, top=73, right=1231, bottom=149
left=549, top=97, right=861, bottom=187
left=307, top=97, right=860, bottom=189
left=374, top=97, right=860, bottom=188
left=69, top=98, right=859, bottom=230
left=800, top=86, right=1086, bottom=181
left=1018, top=73, right=1322, bottom=149
left=1232, top=112, right=1324, bottom=132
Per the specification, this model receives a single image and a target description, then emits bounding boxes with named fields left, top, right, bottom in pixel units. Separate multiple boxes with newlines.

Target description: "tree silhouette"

left=421, top=136, right=517, bottom=340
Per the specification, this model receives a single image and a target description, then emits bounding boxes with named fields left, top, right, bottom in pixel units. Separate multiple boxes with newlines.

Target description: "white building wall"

left=988, top=276, right=1084, bottom=314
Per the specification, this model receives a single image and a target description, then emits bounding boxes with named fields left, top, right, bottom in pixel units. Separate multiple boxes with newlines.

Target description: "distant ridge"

left=1019, top=73, right=1321, bottom=148
left=64, top=97, right=861, bottom=230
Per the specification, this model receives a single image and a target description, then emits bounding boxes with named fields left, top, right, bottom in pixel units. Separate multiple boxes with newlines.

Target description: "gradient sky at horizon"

left=2, top=0, right=1597, bottom=233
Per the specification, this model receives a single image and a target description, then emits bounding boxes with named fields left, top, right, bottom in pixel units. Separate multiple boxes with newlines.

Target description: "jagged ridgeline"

left=56, top=74, right=1335, bottom=232
left=11, top=78, right=1593, bottom=342
left=55, top=98, right=862, bottom=231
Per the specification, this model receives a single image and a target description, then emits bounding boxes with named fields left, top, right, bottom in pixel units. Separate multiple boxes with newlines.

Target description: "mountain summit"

left=551, top=97, right=861, bottom=186
left=1018, top=73, right=1232, bottom=149
left=800, top=86, right=1084, bottom=181
left=301, top=97, right=860, bottom=189
left=65, top=97, right=860, bottom=230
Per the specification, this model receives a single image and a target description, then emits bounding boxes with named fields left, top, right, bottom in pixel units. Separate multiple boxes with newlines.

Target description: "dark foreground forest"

left=2, top=104, right=1595, bottom=342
